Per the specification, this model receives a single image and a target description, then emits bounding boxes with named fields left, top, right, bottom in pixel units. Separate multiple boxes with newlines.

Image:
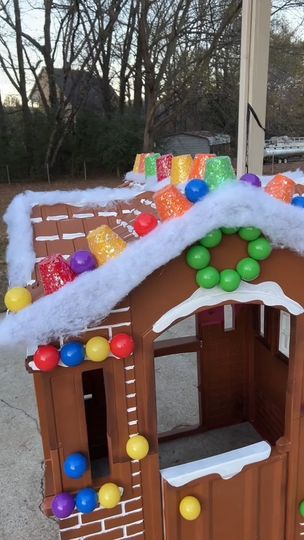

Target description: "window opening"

left=155, top=352, right=200, bottom=436
left=154, top=306, right=289, bottom=472
left=82, top=369, right=110, bottom=479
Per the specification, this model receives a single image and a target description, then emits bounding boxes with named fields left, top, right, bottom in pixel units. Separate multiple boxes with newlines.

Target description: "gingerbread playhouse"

left=3, top=154, right=304, bottom=540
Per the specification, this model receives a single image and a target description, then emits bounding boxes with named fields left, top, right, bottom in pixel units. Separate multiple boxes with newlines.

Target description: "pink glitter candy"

left=39, top=254, right=76, bottom=295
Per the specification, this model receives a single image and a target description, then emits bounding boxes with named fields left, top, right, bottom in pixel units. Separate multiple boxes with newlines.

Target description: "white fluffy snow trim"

left=4, top=185, right=145, bottom=286
left=2, top=181, right=304, bottom=347
left=125, top=171, right=146, bottom=183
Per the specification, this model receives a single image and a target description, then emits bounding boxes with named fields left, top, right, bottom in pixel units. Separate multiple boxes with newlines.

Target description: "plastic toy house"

left=3, top=165, right=304, bottom=540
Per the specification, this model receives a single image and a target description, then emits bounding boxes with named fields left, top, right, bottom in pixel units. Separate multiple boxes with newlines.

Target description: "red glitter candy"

left=39, top=254, right=76, bottom=295
left=156, top=154, right=173, bottom=181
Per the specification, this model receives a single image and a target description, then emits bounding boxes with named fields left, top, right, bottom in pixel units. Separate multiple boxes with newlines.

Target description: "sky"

left=0, top=2, right=303, bottom=100
left=0, top=2, right=44, bottom=99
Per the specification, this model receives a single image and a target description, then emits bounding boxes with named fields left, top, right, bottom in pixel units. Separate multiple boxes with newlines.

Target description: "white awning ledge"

left=153, top=281, right=303, bottom=334
left=161, top=441, right=271, bottom=487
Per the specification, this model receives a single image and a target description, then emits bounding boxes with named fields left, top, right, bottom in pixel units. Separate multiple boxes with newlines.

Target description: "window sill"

left=160, top=441, right=271, bottom=487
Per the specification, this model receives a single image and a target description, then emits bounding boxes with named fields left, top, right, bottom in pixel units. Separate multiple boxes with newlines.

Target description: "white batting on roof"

left=2, top=178, right=304, bottom=346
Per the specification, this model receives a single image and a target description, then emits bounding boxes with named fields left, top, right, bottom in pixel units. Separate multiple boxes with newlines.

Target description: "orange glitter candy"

left=87, top=225, right=127, bottom=266
left=153, top=185, right=192, bottom=221
left=189, top=153, right=216, bottom=180
left=264, top=174, right=296, bottom=203
left=138, top=153, right=154, bottom=174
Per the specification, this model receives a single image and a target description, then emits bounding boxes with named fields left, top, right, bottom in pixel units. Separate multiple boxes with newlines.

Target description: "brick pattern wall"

left=57, top=307, right=145, bottom=540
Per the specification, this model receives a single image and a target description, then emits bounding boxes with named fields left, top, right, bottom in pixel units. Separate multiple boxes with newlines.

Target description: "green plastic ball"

left=186, top=245, right=211, bottom=270
left=200, top=229, right=222, bottom=248
left=221, top=227, right=239, bottom=235
left=299, top=500, right=304, bottom=518
left=248, top=238, right=272, bottom=261
left=239, top=227, right=261, bottom=241
left=196, top=266, right=220, bottom=289
left=236, top=258, right=260, bottom=281
left=219, top=269, right=241, bottom=292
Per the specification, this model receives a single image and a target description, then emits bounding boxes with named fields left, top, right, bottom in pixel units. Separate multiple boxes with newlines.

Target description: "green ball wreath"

left=186, top=227, right=272, bottom=292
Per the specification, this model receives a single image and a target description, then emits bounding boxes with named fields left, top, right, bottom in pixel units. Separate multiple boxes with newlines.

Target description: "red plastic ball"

left=134, top=213, right=158, bottom=236
left=34, top=345, right=60, bottom=372
left=110, top=334, right=135, bottom=358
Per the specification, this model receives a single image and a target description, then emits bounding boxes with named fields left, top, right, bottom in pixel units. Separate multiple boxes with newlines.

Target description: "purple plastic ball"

left=52, top=492, right=75, bottom=519
left=70, top=251, right=97, bottom=274
left=240, top=173, right=261, bottom=188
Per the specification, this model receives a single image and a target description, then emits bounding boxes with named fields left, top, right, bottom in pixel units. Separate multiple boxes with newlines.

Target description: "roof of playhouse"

left=2, top=166, right=304, bottom=347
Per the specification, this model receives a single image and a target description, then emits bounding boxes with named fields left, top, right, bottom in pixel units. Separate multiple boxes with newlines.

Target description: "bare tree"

left=136, top=0, right=242, bottom=150
left=0, top=0, right=35, bottom=168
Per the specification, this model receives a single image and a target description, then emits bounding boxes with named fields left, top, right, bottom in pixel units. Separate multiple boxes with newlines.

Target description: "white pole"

left=237, top=0, right=252, bottom=177
left=237, top=0, right=272, bottom=177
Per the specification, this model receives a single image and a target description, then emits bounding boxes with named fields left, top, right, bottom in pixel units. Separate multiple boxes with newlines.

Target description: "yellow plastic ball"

left=98, top=483, right=121, bottom=509
left=179, top=496, right=201, bottom=521
left=85, top=336, right=110, bottom=362
left=4, top=287, right=32, bottom=312
left=126, top=435, right=149, bottom=460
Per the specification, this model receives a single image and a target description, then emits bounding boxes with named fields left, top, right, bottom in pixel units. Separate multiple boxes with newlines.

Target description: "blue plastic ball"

left=292, top=196, right=304, bottom=208
left=64, top=453, right=88, bottom=480
left=60, top=341, right=85, bottom=367
left=75, top=488, right=98, bottom=514
left=185, top=179, right=209, bottom=203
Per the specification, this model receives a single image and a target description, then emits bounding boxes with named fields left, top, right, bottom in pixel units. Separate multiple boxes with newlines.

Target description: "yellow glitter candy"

left=133, top=154, right=141, bottom=173
left=87, top=225, right=127, bottom=266
left=171, top=155, right=193, bottom=185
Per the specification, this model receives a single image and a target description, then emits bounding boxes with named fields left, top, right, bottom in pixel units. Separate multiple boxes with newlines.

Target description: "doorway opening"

left=153, top=304, right=290, bottom=470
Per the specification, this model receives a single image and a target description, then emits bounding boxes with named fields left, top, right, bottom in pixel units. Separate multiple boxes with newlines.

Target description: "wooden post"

left=237, top=0, right=272, bottom=177
left=6, top=164, right=11, bottom=184
left=46, top=163, right=51, bottom=184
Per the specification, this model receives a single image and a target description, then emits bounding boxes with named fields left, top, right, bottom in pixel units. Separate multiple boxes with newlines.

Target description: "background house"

left=29, top=67, right=117, bottom=115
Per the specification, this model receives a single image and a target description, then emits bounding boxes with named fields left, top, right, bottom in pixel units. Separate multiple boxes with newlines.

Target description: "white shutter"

left=279, top=310, right=291, bottom=358
left=224, top=305, right=235, bottom=332
left=259, top=305, right=265, bottom=337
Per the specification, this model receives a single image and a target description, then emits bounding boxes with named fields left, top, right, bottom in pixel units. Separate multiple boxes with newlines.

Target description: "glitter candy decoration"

left=133, top=154, right=141, bottom=173
left=39, top=254, right=76, bottom=295
left=87, top=225, right=127, bottom=266
left=157, top=154, right=172, bottom=181
left=138, top=153, right=153, bottom=173
left=189, top=153, right=215, bottom=180
left=145, top=153, right=160, bottom=178
left=153, top=185, right=192, bottom=221
left=171, top=155, right=193, bottom=185
left=205, top=156, right=236, bottom=191
left=264, top=174, right=296, bottom=203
